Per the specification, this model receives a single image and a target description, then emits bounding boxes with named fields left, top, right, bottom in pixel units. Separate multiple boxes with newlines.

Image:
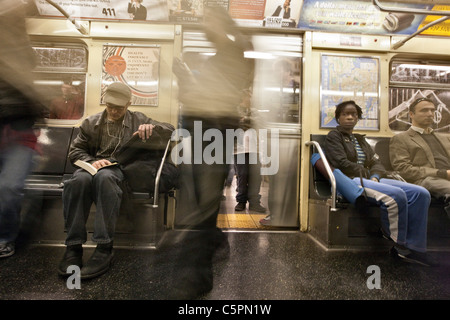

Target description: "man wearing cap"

left=390, top=97, right=450, bottom=217
left=57, top=82, right=174, bottom=279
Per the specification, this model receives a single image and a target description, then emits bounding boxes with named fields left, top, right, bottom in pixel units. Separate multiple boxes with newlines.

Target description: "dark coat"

left=69, top=109, right=174, bottom=164
left=272, top=6, right=291, bottom=19
left=324, top=126, right=386, bottom=179
left=127, top=3, right=147, bottom=20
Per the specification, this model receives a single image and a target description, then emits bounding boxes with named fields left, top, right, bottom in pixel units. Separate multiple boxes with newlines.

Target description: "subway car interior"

left=1, top=0, right=450, bottom=303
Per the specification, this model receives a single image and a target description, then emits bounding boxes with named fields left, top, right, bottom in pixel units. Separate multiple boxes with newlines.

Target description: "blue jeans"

left=62, top=167, right=124, bottom=245
left=0, top=144, right=35, bottom=244
left=355, top=178, right=430, bottom=252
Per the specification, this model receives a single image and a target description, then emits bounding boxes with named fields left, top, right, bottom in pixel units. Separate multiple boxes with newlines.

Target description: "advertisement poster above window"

left=33, top=0, right=303, bottom=28
left=32, top=0, right=450, bottom=35
left=298, top=0, right=450, bottom=36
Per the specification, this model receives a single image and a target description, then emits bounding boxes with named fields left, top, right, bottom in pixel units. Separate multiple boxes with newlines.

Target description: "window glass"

left=32, top=44, right=88, bottom=121
left=389, top=61, right=450, bottom=133
left=181, top=32, right=302, bottom=125
left=250, top=35, right=302, bottom=125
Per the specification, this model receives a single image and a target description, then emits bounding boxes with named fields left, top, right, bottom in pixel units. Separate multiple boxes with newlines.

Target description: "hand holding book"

left=74, top=159, right=118, bottom=176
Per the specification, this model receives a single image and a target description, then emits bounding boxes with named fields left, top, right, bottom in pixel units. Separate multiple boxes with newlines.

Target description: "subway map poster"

left=320, top=54, right=379, bottom=130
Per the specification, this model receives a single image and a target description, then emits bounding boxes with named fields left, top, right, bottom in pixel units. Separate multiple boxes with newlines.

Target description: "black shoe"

left=235, top=202, right=246, bottom=211
left=213, top=228, right=230, bottom=263
left=390, top=246, right=439, bottom=267
left=169, top=253, right=214, bottom=300
left=380, top=228, right=395, bottom=243
left=169, top=268, right=213, bottom=300
left=80, top=245, right=114, bottom=280
left=249, top=203, right=266, bottom=213
left=58, top=245, right=83, bottom=276
left=354, top=195, right=367, bottom=214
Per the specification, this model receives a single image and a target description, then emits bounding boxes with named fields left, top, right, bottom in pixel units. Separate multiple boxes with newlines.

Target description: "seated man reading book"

left=58, top=82, right=174, bottom=280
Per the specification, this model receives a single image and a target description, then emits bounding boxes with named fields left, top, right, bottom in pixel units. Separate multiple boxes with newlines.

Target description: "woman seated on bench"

left=324, top=100, right=437, bottom=267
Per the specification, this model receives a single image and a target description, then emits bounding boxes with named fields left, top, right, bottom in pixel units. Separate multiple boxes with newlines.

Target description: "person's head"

left=104, top=82, right=132, bottom=121
left=273, top=59, right=292, bottom=84
left=335, top=100, right=363, bottom=130
left=408, top=97, right=436, bottom=129
left=61, top=80, right=75, bottom=99
left=284, top=0, right=291, bottom=9
left=202, top=6, right=238, bottom=47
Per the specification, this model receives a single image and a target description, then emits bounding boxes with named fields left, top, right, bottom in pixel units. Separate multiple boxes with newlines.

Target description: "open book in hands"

left=74, top=160, right=118, bottom=176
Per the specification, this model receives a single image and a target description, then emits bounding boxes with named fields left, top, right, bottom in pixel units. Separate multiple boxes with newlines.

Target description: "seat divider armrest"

left=306, top=141, right=338, bottom=211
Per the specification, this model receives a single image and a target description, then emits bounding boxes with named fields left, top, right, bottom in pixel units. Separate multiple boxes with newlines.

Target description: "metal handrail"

left=152, top=139, right=172, bottom=208
left=305, top=141, right=337, bottom=211
left=45, top=0, right=88, bottom=35
left=373, top=0, right=450, bottom=16
left=392, top=16, right=450, bottom=49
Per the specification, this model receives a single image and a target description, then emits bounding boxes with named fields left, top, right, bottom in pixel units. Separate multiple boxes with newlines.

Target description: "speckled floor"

left=1, top=231, right=449, bottom=301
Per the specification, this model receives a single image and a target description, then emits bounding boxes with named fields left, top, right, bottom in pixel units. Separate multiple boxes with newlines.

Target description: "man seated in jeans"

left=57, top=82, right=174, bottom=279
left=390, top=97, right=450, bottom=218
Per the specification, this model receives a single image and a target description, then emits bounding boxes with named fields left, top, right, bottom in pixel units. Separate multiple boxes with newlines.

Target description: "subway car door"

left=251, top=34, right=302, bottom=228
left=174, top=31, right=302, bottom=229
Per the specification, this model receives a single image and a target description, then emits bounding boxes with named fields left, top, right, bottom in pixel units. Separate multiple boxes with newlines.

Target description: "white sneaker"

left=0, top=242, right=15, bottom=258
left=259, top=215, right=271, bottom=226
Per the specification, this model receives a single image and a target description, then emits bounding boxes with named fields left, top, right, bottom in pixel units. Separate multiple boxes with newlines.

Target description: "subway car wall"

left=24, top=11, right=450, bottom=240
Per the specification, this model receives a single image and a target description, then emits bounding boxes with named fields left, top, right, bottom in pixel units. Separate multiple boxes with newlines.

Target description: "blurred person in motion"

left=0, top=1, right=47, bottom=258
left=170, top=6, right=254, bottom=298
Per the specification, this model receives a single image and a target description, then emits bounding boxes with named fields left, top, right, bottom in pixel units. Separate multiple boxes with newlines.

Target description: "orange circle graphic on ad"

left=105, top=55, right=126, bottom=76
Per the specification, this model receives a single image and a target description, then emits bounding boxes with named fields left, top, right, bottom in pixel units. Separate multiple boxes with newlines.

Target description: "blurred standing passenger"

left=0, top=1, right=47, bottom=258
left=234, top=106, right=266, bottom=213
left=49, top=80, right=84, bottom=120
left=171, top=6, right=254, bottom=298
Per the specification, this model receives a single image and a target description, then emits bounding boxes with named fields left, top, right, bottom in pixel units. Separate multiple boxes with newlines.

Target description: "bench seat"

left=21, top=126, right=175, bottom=248
left=307, top=134, right=450, bottom=251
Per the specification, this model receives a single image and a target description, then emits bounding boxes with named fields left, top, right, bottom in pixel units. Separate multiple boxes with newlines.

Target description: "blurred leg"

left=0, top=144, right=35, bottom=244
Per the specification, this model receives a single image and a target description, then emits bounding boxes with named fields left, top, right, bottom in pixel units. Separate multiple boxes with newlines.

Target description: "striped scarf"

left=350, top=135, right=366, bottom=165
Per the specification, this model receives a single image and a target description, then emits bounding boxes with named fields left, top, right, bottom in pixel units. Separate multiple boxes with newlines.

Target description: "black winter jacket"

left=69, top=110, right=174, bottom=164
left=324, top=126, right=386, bottom=179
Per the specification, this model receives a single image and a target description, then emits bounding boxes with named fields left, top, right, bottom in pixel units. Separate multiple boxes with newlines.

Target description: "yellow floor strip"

left=217, top=177, right=272, bottom=229
left=217, top=213, right=270, bottom=229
